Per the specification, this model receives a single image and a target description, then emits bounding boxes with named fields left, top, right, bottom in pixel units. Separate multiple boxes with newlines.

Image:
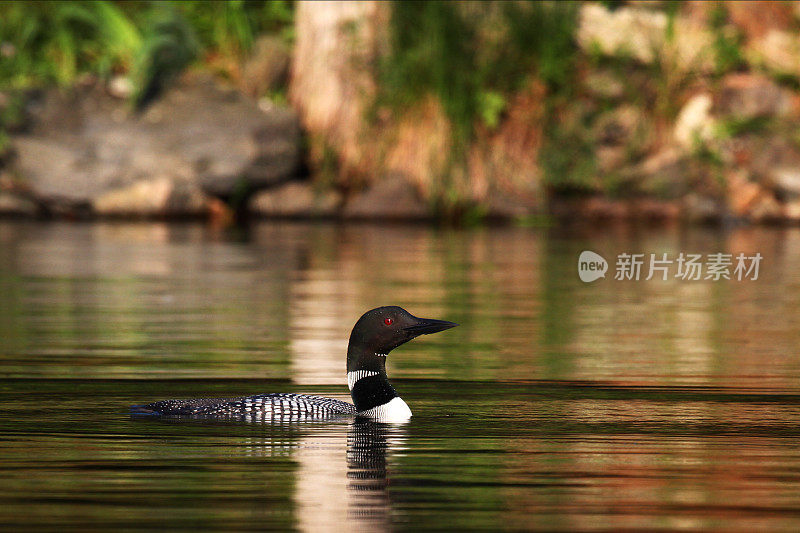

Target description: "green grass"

left=0, top=1, right=141, bottom=88
left=380, top=1, right=579, bottom=145
left=709, top=3, right=745, bottom=76
left=175, top=0, right=294, bottom=59
left=539, top=112, right=599, bottom=195
left=716, top=115, right=773, bottom=139
left=0, top=0, right=294, bottom=91
left=378, top=1, right=579, bottom=215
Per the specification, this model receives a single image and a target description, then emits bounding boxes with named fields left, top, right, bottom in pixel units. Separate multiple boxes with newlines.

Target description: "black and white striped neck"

left=347, top=350, right=411, bottom=421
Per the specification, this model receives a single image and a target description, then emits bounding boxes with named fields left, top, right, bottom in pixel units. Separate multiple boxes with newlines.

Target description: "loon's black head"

left=346, top=306, right=457, bottom=372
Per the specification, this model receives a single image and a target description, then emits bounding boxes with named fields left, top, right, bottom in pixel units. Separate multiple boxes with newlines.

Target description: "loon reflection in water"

left=131, top=306, right=457, bottom=422
left=133, top=416, right=406, bottom=531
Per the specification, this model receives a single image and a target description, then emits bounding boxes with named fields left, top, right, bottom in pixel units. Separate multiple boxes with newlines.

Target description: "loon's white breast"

left=359, top=397, right=412, bottom=422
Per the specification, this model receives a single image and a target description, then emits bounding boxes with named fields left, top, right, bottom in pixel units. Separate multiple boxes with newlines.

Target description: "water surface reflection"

left=2, top=220, right=800, bottom=530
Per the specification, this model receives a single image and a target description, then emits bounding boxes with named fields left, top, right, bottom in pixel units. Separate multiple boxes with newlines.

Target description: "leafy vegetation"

left=709, top=3, right=745, bottom=76
left=131, top=6, right=200, bottom=109
left=0, top=1, right=141, bottom=88
left=378, top=1, right=580, bottom=216
left=1, top=0, right=792, bottom=223
left=539, top=97, right=600, bottom=195
left=380, top=1, right=579, bottom=145
left=0, top=0, right=293, bottom=91
left=0, top=1, right=293, bottom=156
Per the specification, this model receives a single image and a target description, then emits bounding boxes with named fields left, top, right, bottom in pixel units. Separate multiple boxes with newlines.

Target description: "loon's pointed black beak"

left=403, top=317, right=459, bottom=337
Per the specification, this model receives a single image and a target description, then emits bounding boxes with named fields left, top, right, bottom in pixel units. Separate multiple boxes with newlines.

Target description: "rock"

left=634, top=147, right=690, bottom=199
left=108, top=75, right=133, bottom=99
left=8, top=76, right=301, bottom=217
left=577, top=4, right=714, bottom=71
left=11, top=138, right=88, bottom=202
left=0, top=192, right=38, bottom=217
left=726, top=1, right=796, bottom=41
left=584, top=70, right=625, bottom=100
left=578, top=4, right=667, bottom=64
left=596, top=146, right=627, bottom=173
left=595, top=105, right=645, bottom=146
left=749, top=193, right=782, bottom=222
left=674, top=93, right=715, bottom=150
left=344, top=174, right=429, bottom=220
left=145, top=76, right=301, bottom=197
left=745, top=137, right=800, bottom=181
left=768, top=167, right=800, bottom=199
left=683, top=193, right=722, bottom=223
left=21, top=88, right=84, bottom=134
left=727, top=171, right=763, bottom=217
left=483, top=189, right=538, bottom=220
left=582, top=197, right=630, bottom=220
left=249, top=181, right=341, bottom=218
left=632, top=199, right=680, bottom=220
left=783, top=200, right=800, bottom=222
left=93, top=176, right=208, bottom=217
left=242, top=36, right=291, bottom=97
left=749, top=30, right=800, bottom=77
left=717, top=74, right=794, bottom=120
left=207, top=197, right=235, bottom=227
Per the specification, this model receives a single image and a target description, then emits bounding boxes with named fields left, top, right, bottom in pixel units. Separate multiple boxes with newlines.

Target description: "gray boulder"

left=249, top=181, right=340, bottom=218
left=716, top=74, right=795, bottom=120
left=343, top=174, right=430, bottom=220
left=8, top=75, right=301, bottom=217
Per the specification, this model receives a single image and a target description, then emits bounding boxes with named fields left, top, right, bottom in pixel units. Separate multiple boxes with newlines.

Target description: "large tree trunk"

left=290, top=1, right=388, bottom=184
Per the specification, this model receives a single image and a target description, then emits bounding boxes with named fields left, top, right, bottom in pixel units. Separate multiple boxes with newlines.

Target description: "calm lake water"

left=2, top=220, right=800, bottom=531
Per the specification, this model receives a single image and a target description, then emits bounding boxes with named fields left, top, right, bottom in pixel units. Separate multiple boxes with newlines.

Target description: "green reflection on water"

left=2, top=221, right=800, bottom=530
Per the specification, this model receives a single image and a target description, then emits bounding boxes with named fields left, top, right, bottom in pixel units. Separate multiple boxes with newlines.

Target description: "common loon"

left=131, top=306, right=457, bottom=422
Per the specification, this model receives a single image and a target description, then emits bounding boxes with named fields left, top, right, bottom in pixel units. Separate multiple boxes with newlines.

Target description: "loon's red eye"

left=384, top=317, right=394, bottom=326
